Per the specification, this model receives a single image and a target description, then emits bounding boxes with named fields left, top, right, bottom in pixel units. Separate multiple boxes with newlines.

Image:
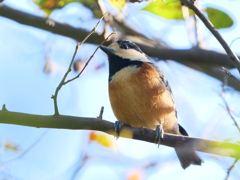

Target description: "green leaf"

left=33, top=0, right=71, bottom=16
left=142, top=0, right=194, bottom=20
left=206, top=7, right=233, bottom=29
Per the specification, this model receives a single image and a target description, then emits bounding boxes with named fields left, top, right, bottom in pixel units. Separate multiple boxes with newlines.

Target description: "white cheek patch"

left=108, top=42, right=151, bottom=62
left=110, top=66, right=139, bottom=82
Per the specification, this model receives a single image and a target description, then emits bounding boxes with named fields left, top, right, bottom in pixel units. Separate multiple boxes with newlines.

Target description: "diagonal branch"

left=220, top=80, right=240, bottom=179
left=0, top=4, right=105, bottom=44
left=225, top=159, right=239, bottom=180
left=220, top=79, right=240, bottom=132
left=63, top=32, right=115, bottom=85
left=0, top=109, right=240, bottom=159
left=180, top=0, right=240, bottom=73
left=222, top=67, right=240, bottom=85
left=3, top=130, right=49, bottom=163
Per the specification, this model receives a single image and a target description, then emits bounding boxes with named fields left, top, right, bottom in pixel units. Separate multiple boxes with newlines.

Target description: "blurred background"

left=0, top=0, right=240, bottom=179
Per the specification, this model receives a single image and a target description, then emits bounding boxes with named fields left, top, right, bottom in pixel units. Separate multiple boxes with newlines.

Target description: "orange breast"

left=109, top=63, right=179, bottom=134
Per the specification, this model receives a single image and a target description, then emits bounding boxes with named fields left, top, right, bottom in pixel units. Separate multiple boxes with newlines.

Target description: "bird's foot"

left=114, top=121, right=124, bottom=139
left=155, top=124, right=164, bottom=147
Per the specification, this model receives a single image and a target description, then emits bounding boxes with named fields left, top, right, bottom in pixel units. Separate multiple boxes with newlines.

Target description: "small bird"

left=100, top=39, right=202, bottom=169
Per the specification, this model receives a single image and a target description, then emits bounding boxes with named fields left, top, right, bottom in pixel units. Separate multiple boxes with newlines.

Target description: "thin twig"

left=220, top=91, right=240, bottom=133
left=220, top=83, right=240, bottom=179
left=63, top=32, right=116, bottom=85
left=2, top=104, right=7, bottom=111
left=51, top=12, right=108, bottom=116
left=3, top=130, right=48, bottom=163
left=193, top=14, right=199, bottom=47
left=181, top=5, right=194, bottom=46
left=225, top=159, right=239, bottom=180
left=229, top=37, right=240, bottom=48
left=222, top=67, right=240, bottom=84
left=97, top=106, right=104, bottom=119
left=70, top=154, right=89, bottom=180
left=180, top=0, right=240, bottom=73
left=97, top=0, right=109, bottom=34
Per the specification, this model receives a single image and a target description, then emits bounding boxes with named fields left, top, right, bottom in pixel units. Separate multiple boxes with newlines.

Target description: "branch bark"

left=0, top=109, right=239, bottom=159
left=0, top=4, right=105, bottom=44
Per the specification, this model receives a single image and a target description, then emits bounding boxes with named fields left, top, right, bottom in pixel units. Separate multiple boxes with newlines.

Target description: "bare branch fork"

left=63, top=32, right=115, bottom=85
left=51, top=13, right=115, bottom=116
left=0, top=109, right=240, bottom=159
left=180, top=0, right=240, bottom=73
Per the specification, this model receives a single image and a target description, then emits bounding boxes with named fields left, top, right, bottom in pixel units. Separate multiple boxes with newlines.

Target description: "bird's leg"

left=114, top=121, right=124, bottom=139
left=155, top=124, right=164, bottom=147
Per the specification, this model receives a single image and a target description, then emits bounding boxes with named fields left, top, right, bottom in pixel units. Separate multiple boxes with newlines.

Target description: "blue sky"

left=0, top=0, right=240, bottom=179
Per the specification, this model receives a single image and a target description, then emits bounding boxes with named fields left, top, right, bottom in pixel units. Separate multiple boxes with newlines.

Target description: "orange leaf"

left=128, top=171, right=143, bottom=180
left=43, top=0, right=56, bottom=8
left=89, top=131, right=115, bottom=149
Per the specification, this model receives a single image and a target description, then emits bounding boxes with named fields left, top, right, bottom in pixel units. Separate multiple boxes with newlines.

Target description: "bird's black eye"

left=121, top=43, right=128, bottom=49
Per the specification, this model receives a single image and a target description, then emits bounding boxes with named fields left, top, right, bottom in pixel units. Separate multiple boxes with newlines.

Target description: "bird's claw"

left=155, top=124, right=164, bottom=147
left=114, top=121, right=124, bottom=139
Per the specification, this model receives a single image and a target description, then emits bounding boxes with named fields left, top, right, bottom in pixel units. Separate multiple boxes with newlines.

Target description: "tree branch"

left=0, top=4, right=238, bottom=68
left=222, top=67, right=240, bottom=85
left=180, top=0, right=240, bottom=73
left=0, top=4, right=105, bottom=44
left=0, top=109, right=239, bottom=159
left=52, top=13, right=109, bottom=116
left=1, top=4, right=240, bottom=90
left=139, top=45, right=240, bottom=91
left=138, top=45, right=236, bottom=69
left=63, top=32, right=115, bottom=85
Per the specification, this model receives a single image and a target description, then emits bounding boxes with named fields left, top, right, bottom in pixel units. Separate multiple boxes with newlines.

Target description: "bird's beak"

left=100, top=46, right=114, bottom=55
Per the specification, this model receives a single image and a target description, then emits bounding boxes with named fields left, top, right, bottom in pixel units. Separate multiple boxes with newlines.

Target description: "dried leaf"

left=89, top=131, right=115, bottom=149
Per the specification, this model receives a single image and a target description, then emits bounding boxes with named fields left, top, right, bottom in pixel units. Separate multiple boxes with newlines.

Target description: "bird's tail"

left=174, top=147, right=202, bottom=169
left=176, top=124, right=202, bottom=169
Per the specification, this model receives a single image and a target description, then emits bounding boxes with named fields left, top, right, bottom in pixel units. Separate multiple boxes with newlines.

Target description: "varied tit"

left=100, top=40, right=202, bottom=169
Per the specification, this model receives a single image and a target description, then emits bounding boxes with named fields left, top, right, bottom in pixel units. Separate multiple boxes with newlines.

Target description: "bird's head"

left=100, top=40, right=151, bottom=81
left=100, top=39, right=150, bottom=62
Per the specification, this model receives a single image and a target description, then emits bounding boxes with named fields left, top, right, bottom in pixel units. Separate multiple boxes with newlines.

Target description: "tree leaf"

left=33, top=0, right=96, bottom=16
left=4, top=141, right=19, bottom=152
left=206, top=7, right=233, bottom=29
left=33, top=0, right=62, bottom=16
left=109, top=0, right=126, bottom=9
left=89, top=131, right=115, bottom=149
left=142, top=0, right=194, bottom=20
